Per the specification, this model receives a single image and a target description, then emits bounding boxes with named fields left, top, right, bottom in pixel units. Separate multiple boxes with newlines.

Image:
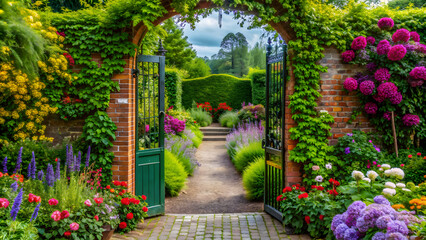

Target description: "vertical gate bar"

left=135, top=59, right=139, bottom=151
left=264, top=38, right=271, bottom=205
left=159, top=56, right=165, bottom=148
left=281, top=43, right=287, bottom=186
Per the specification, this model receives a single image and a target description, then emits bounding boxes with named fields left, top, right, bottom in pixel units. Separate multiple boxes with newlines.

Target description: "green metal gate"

left=134, top=54, right=165, bottom=217
left=264, top=38, right=287, bottom=221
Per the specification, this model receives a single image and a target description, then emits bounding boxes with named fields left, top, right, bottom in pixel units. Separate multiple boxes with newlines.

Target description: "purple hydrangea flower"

left=374, top=68, right=390, bottom=83
left=30, top=203, right=40, bottom=222
left=351, top=36, right=367, bottom=50
left=14, top=147, right=23, bottom=174
left=389, top=91, right=402, bottom=104
left=378, top=18, right=394, bottom=30
left=365, top=102, right=378, bottom=114
left=359, top=81, right=375, bottom=95
left=358, top=49, right=370, bottom=61
left=402, top=114, right=420, bottom=127
left=10, top=188, right=23, bottom=220
left=372, top=232, right=386, bottom=240
left=388, top=45, right=407, bottom=61
left=374, top=195, right=390, bottom=205
left=377, top=40, right=391, bottom=55
left=366, top=36, right=375, bottom=45
left=377, top=82, right=398, bottom=99
left=416, top=43, right=426, bottom=54
left=355, top=217, right=369, bottom=232
left=410, top=32, right=420, bottom=42
left=3, top=156, right=7, bottom=173
left=332, top=214, right=345, bottom=231
left=342, top=50, right=355, bottom=63
left=344, top=147, right=351, bottom=155
left=409, top=66, right=426, bottom=80
left=385, top=232, right=407, bottom=240
left=344, top=227, right=359, bottom=240
left=403, top=44, right=416, bottom=52
left=343, top=78, right=358, bottom=91
left=335, top=223, right=349, bottom=240
left=387, top=220, right=409, bottom=235
left=347, top=201, right=366, bottom=215
left=376, top=215, right=394, bottom=229
left=392, top=29, right=410, bottom=43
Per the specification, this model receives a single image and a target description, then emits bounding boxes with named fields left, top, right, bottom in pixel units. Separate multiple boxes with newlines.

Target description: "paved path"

left=112, top=213, right=310, bottom=240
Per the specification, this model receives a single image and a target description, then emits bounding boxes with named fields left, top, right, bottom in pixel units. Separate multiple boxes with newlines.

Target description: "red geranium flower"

left=141, top=195, right=147, bottom=201
left=61, top=210, right=70, bottom=219
left=119, top=222, right=127, bottom=229
left=299, top=187, right=306, bottom=192
left=298, top=193, right=309, bottom=199
left=319, top=215, right=324, bottom=221
left=94, top=215, right=99, bottom=221
left=121, top=181, right=127, bottom=187
left=276, top=195, right=283, bottom=201
left=316, top=186, right=324, bottom=191
left=106, top=185, right=111, bottom=189
left=94, top=198, right=103, bottom=204
left=64, top=231, right=71, bottom=236
left=408, top=154, right=412, bottom=158
left=121, top=198, right=130, bottom=205
left=282, top=187, right=292, bottom=193
left=126, top=213, right=134, bottom=220
left=142, top=206, right=148, bottom=212
left=417, top=152, right=421, bottom=156
left=305, top=216, right=310, bottom=224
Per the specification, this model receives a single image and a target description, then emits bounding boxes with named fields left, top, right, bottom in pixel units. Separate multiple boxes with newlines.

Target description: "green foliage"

left=0, top=139, right=59, bottom=176
left=233, top=141, right=264, bottom=172
left=248, top=42, right=266, bottom=70
left=219, top=111, right=239, bottom=128
left=182, top=74, right=252, bottom=109
left=189, top=107, right=212, bottom=127
left=79, top=111, right=117, bottom=183
left=248, top=68, right=266, bottom=106
left=242, top=157, right=264, bottom=200
left=388, top=0, right=426, bottom=10
left=164, top=150, right=187, bottom=197
left=187, top=124, right=203, bottom=148
left=184, top=57, right=211, bottom=78
left=165, top=68, right=183, bottom=108
left=0, top=0, right=45, bottom=77
left=385, top=149, right=426, bottom=184
left=0, top=220, right=39, bottom=240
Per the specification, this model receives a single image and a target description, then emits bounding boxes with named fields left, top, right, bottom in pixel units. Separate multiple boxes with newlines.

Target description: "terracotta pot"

left=101, top=225, right=115, bottom=240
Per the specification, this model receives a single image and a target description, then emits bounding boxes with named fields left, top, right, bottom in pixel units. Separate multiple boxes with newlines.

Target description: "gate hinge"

left=131, top=68, right=139, bottom=78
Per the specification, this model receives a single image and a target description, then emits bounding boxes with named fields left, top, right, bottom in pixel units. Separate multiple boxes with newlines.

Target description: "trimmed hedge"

left=165, top=68, right=183, bottom=108
left=234, top=141, right=264, bottom=172
left=248, top=69, right=266, bottom=106
left=242, top=157, right=265, bottom=201
left=182, top=74, right=252, bottom=109
left=165, top=150, right=187, bottom=197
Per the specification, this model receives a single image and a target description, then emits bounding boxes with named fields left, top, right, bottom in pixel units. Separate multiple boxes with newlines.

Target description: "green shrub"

left=182, top=74, right=252, bottom=109
left=219, top=111, right=239, bottom=128
left=385, top=148, right=426, bottom=184
left=165, top=68, right=183, bottom=108
left=188, top=125, right=203, bottom=148
left=248, top=68, right=266, bottom=106
left=242, top=157, right=265, bottom=201
left=234, top=141, right=264, bottom=172
left=164, top=150, right=187, bottom=197
left=0, top=220, right=39, bottom=240
left=189, top=108, right=212, bottom=127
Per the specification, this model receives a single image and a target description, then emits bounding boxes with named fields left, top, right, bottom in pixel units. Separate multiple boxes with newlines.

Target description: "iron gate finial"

left=156, top=39, right=167, bottom=56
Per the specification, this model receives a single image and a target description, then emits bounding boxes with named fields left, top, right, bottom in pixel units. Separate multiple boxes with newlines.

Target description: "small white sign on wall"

left=117, top=98, right=128, bottom=104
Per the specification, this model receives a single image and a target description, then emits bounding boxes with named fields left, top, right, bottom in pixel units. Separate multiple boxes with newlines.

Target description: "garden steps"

left=200, top=124, right=230, bottom=141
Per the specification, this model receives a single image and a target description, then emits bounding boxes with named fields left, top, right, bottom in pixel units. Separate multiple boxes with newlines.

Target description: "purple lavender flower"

left=75, top=151, right=81, bottom=172
left=13, top=147, right=23, bottom=174
left=2, top=156, right=7, bottom=173
left=372, top=232, right=386, bottom=240
left=358, top=49, right=370, bottom=61
left=387, top=220, right=409, bottom=235
left=376, top=215, right=394, bottom=229
left=385, top=232, right=407, bottom=240
left=343, top=227, right=359, bottom=240
left=335, top=223, right=349, bottom=240
left=10, top=188, right=23, bottom=220
left=374, top=195, right=390, bottom=205
left=45, top=164, right=54, bottom=187
left=55, top=159, right=60, bottom=181
left=344, top=147, right=351, bottom=154
left=37, top=170, right=44, bottom=181
left=85, top=146, right=91, bottom=168
left=30, top=203, right=40, bottom=222
left=27, top=152, right=36, bottom=179
left=10, top=182, right=18, bottom=192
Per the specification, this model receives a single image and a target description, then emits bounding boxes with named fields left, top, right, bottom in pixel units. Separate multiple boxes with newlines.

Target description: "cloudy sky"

left=182, top=12, right=265, bottom=58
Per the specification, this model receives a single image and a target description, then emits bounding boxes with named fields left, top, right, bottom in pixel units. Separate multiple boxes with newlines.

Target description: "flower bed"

left=0, top=146, right=148, bottom=239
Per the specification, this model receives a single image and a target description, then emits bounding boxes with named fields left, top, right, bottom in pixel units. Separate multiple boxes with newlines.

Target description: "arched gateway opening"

left=108, top=0, right=301, bottom=219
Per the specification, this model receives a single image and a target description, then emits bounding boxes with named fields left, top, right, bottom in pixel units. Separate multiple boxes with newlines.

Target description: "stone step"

left=203, top=132, right=229, bottom=136
left=203, top=136, right=227, bottom=141
left=200, top=127, right=231, bottom=133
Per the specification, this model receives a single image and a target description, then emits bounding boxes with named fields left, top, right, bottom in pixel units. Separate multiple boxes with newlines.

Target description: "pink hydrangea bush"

left=343, top=78, right=358, bottom=91
left=377, top=18, right=394, bottom=30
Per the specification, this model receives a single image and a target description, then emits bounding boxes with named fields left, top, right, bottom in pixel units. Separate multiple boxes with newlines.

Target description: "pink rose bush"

left=341, top=17, right=424, bottom=147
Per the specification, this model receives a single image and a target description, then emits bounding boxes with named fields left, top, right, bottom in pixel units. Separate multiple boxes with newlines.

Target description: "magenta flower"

left=365, top=102, right=378, bottom=114
left=392, top=29, right=410, bottom=43
left=377, top=40, right=391, bottom=55
left=402, top=114, right=420, bottom=127
left=342, top=50, right=355, bottom=63
left=378, top=18, right=394, bottom=30
left=366, top=36, right=375, bottom=45
left=343, top=78, right=358, bottom=92
left=383, top=112, right=391, bottom=121
left=409, top=66, right=426, bottom=80
left=388, top=45, right=407, bottom=61
left=416, top=44, right=426, bottom=54
left=377, top=82, right=398, bottom=99
left=373, top=94, right=385, bottom=103
left=409, top=31, right=420, bottom=42
left=389, top=91, right=402, bottom=104
left=84, top=199, right=92, bottom=207
left=351, top=36, right=367, bottom=50
left=48, top=198, right=58, bottom=206
left=374, top=68, right=390, bottom=83
left=51, top=210, right=61, bottom=221
left=360, top=81, right=375, bottom=95
left=145, top=124, right=150, bottom=133
left=70, top=222, right=80, bottom=231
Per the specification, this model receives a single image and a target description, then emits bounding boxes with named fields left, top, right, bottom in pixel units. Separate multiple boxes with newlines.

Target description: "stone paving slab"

left=112, top=213, right=311, bottom=240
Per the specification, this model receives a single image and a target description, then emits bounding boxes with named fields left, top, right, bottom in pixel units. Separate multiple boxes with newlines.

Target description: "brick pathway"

left=112, top=213, right=310, bottom=240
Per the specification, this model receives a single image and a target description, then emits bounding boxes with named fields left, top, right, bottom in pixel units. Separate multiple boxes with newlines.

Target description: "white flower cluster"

left=384, top=168, right=405, bottom=180
left=366, top=171, right=378, bottom=181
left=362, top=178, right=371, bottom=183
left=352, top=171, right=365, bottom=181
left=384, top=182, right=396, bottom=189
left=325, top=163, right=332, bottom=170
left=396, top=183, right=406, bottom=188
left=381, top=164, right=391, bottom=170
left=383, top=188, right=396, bottom=196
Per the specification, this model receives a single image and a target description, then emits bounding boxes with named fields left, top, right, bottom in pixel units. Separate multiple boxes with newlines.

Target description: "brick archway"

left=107, top=0, right=302, bottom=193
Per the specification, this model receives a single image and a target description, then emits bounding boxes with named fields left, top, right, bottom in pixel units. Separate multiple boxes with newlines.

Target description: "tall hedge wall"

left=248, top=69, right=266, bottom=106
left=182, top=74, right=252, bottom=109
left=165, top=68, right=183, bottom=108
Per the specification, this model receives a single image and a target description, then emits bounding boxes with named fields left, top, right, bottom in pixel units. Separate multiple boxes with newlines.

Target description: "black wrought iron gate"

left=264, top=39, right=287, bottom=221
left=134, top=54, right=165, bottom=217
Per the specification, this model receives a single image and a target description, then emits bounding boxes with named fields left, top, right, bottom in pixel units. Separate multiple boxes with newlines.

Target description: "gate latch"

left=131, top=68, right=139, bottom=78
